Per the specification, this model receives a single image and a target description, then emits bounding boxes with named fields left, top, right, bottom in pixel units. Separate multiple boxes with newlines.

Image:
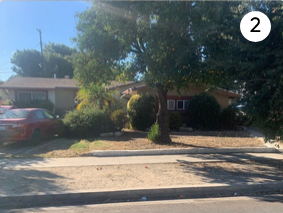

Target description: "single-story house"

left=0, top=76, right=78, bottom=114
left=0, top=77, right=240, bottom=124
left=0, top=77, right=142, bottom=113
left=120, top=83, right=241, bottom=125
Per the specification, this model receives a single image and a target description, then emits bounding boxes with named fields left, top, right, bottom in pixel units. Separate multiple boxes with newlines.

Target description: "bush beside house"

left=169, top=112, right=182, bottom=130
left=188, top=93, right=221, bottom=130
left=111, top=109, right=128, bottom=131
left=127, top=94, right=155, bottom=131
left=220, top=105, right=239, bottom=129
left=13, top=99, right=55, bottom=112
left=62, top=104, right=128, bottom=138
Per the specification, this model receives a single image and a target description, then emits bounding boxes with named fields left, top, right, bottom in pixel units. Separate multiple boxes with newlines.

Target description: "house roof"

left=121, top=83, right=241, bottom=98
left=0, top=77, right=138, bottom=90
left=0, top=77, right=78, bottom=89
left=216, top=87, right=241, bottom=98
left=107, top=81, right=137, bottom=89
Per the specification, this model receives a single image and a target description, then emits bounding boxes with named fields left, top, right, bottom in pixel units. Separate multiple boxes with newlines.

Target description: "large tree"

left=11, top=49, right=44, bottom=77
left=11, top=43, right=76, bottom=78
left=74, top=1, right=283, bottom=142
left=196, top=1, right=283, bottom=140
left=73, top=1, right=213, bottom=143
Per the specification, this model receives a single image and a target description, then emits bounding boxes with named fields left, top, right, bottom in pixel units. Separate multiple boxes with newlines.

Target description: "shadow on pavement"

left=253, top=194, right=283, bottom=204
left=0, top=168, right=67, bottom=196
left=178, top=157, right=283, bottom=185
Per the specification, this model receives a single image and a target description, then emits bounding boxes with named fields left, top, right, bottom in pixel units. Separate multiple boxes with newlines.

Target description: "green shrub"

left=127, top=94, right=155, bottom=131
left=220, top=106, right=239, bottom=129
left=111, top=109, right=127, bottom=131
left=188, top=93, right=221, bottom=130
left=169, top=112, right=182, bottom=130
left=147, top=123, right=162, bottom=143
left=14, top=99, right=54, bottom=112
left=4, top=99, right=14, bottom=105
left=63, top=105, right=114, bottom=138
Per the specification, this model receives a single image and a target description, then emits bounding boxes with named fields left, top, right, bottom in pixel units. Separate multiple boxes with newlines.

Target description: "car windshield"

left=0, top=109, right=29, bottom=119
left=0, top=108, right=7, bottom=114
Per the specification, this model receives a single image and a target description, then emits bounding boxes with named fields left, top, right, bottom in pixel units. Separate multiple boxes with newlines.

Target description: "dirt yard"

left=0, top=129, right=265, bottom=158
left=24, top=130, right=264, bottom=158
left=1, top=161, right=282, bottom=195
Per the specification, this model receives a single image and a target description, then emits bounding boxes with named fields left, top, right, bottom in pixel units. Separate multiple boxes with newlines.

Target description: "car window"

left=42, top=110, right=55, bottom=119
left=0, top=109, right=29, bottom=119
left=0, top=108, right=7, bottom=114
left=34, top=110, right=45, bottom=119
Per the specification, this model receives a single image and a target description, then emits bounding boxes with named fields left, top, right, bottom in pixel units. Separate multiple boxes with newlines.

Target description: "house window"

left=177, top=100, right=189, bottom=110
left=18, top=92, right=46, bottom=101
left=167, top=100, right=175, bottom=110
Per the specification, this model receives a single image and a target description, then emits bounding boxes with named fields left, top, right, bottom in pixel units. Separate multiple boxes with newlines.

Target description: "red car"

left=0, top=105, right=17, bottom=115
left=0, top=108, right=64, bottom=142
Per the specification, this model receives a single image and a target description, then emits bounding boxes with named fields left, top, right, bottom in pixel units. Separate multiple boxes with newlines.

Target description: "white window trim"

left=177, top=100, right=189, bottom=110
left=167, top=100, right=175, bottom=110
left=18, top=91, right=46, bottom=100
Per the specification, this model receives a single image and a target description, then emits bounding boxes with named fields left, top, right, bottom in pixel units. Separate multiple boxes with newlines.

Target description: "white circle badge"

left=240, top=11, right=271, bottom=42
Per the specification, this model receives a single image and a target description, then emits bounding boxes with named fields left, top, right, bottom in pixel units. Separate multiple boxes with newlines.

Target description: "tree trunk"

left=156, top=84, right=172, bottom=144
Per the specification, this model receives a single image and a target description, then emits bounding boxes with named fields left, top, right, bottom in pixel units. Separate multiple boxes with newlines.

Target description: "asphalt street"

left=3, top=194, right=283, bottom=213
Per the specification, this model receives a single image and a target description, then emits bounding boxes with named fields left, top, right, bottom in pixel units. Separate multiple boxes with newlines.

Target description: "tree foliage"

left=73, top=1, right=283, bottom=141
left=10, top=43, right=76, bottom=78
left=76, top=83, right=115, bottom=109
left=73, top=2, right=205, bottom=143
left=11, top=49, right=43, bottom=77
left=197, top=1, right=283, bottom=140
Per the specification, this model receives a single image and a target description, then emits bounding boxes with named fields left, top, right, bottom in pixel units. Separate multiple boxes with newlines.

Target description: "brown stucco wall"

left=55, top=88, right=78, bottom=112
left=137, top=85, right=231, bottom=110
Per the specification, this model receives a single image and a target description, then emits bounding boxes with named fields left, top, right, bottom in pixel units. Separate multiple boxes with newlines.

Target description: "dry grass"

left=23, top=129, right=265, bottom=158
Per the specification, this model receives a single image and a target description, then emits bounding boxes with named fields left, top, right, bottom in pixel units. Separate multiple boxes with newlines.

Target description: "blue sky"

left=0, top=1, right=90, bottom=81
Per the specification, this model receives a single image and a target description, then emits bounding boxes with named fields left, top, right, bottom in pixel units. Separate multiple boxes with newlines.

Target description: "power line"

left=0, top=68, right=12, bottom=71
left=0, top=62, right=10, bottom=67
left=0, top=71, right=14, bottom=73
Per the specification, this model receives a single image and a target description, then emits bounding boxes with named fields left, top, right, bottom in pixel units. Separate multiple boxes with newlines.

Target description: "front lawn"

left=17, top=129, right=265, bottom=158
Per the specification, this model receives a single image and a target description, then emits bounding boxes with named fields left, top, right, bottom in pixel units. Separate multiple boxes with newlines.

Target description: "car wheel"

left=31, top=129, right=41, bottom=144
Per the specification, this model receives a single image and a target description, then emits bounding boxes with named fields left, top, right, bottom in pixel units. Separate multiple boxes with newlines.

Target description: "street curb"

left=92, top=147, right=279, bottom=157
left=1, top=181, right=283, bottom=208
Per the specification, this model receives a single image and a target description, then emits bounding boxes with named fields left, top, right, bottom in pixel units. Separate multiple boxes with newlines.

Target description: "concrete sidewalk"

left=246, top=127, right=282, bottom=149
left=1, top=152, right=283, bottom=169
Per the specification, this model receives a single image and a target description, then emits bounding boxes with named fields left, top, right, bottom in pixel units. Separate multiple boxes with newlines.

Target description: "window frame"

left=167, top=99, right=175, bottom=110
left=18, top=91, right=46, bottom=101
left=177, top=100, right=189, bottom=110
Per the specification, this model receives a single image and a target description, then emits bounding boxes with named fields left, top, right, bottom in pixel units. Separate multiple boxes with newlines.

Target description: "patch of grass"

left=70, top=140, right=90, bottom=152
left=89, top=140, right=105, bottom=149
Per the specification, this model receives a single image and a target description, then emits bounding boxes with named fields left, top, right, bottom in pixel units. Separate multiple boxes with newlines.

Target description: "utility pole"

left=36, top=28, right=44, bottom=71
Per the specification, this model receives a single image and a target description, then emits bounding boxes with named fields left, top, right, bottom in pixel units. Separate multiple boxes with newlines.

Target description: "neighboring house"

left=0, top=76, right=79, bottom=114
left=120, top=83, right=241, bottom=125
